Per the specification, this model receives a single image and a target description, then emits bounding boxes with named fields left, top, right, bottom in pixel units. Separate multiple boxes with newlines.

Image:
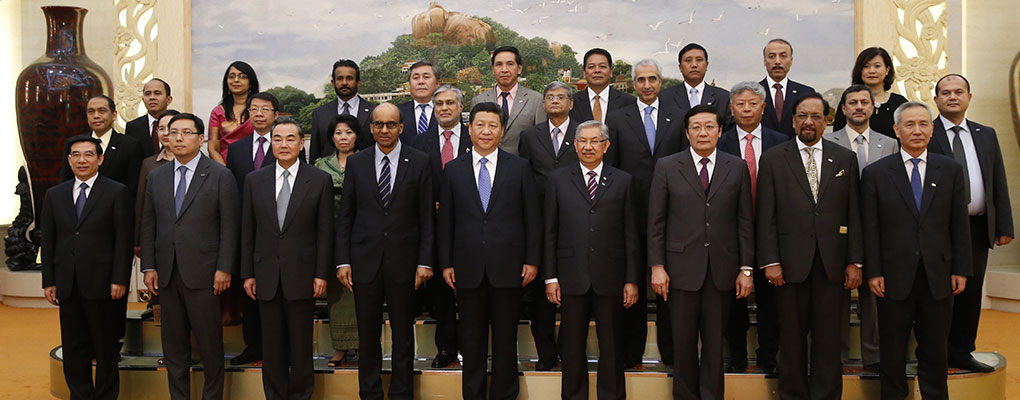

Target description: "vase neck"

left=43, top=6, right=88, bottom=57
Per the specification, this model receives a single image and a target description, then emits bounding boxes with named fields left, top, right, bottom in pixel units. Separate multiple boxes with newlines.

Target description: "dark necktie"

left=500, top=92, right=511, bottom=118
left=910, top=158, right=922, bottom=211
left=441, top=130, right=455, bottom=168
left=378, top=156, right=392, bottom=208
left=254, top=136, right=267, bottom=169
left=341, top=102, right=351, bottom=115
left=75, top=182, right=88, bottom=219
left=417, top=104, right=428, bottom=136
left=586, top=170, right=597, bottom=201
left=175, top=166, right=187, bottom=216
left=150, top=119, right=160, bottom=152
left=950, top=126, right=971, bottom=202
left=699, top=157, right=711, bottom=195
left=773, top=83, right=784, bottom=122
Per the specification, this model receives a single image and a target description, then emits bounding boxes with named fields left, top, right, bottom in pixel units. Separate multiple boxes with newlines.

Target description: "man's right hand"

left=144, top=270, right=159, bottom=296
left=443, top=268, right=456, bottom=290
left=869, top=276, right=885, bottom=298
left=765, top=265, right=786, bottom=287
left=336, top=266, right=353, bottom=292
left=243, top=278, right=257, bottom=300
left=44, top=286, right=58, bottom=306
left=650, top=265, right=670, bottom=301
left=545, top=282, right=561, bottom=306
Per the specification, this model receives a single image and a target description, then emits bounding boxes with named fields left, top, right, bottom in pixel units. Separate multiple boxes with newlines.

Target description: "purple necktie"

left=699, top=157, right=710, bottom=195
left=254, top=136, right=267, bottom=169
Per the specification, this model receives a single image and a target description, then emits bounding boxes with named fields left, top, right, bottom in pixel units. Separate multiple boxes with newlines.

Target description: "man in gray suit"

left=471, top=46, right=546, bottom=155
left=141, top=113, right=239, bottom=400
left=823, top=85, right=898, bottom=371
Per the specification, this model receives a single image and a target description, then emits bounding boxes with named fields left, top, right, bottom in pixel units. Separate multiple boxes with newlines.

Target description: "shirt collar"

left=338, top=95, right=360, bottom=112
left=440, top=123, right=462, bottom=137
left=174, top=153, right=202, bottom=172
left=938, top=115, right=969, bottom=134
left=254, top=131, right=270, bottom=142
left=849, top=126, right=871, bottom=143
left=638, top=98, right=660, bottom=113
left=276, top=161, right=300, bottom=179
left=690, top=148, right=717, bottom=166
left=498, top=83, right=520, bottom=99
left=91, top=130, right=112, bottom=147
left=580, top=161, right=604, bottom=177
left=796, top=137, right=822, bottom=152
left=737, top=124, right=762, bottom=140
left=684, top=80, right=706, bottom=97
left=588, top=86, right=608, bottom=101
left=413, top=100, right=434, bottom=110
left=766, top=76, right=789, bottom=90
left=548, top=117, right=570, bottom=133
left=74, top=173, right=99, bottom=189
left=375, top=140, right=402, bottom=164
left=900, top=148, right=927, bottom=163
left=156, top=149, right=174, bottom=162
left=147, top=114, right=158, bottom=128
left=472, top=148, right=498, bottom=166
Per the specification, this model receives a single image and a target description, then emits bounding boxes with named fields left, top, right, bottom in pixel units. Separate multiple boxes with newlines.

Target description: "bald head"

left=370, top=103, right=402, bottom=152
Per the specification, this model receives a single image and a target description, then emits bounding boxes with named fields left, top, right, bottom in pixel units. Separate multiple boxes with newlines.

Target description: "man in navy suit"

left=660, top=43, right=732, bottom=129
left=929, top=74, right=1013, bottom=373
left=397, top=61, right=440, bottom=142
left=125, top=78, right=173, bottom=157
left=759, top=39, right=816, bottom=137
left=569, top=48, right=636, bottom=124
left=439, top=102, right=542, bottom=400
left=310, top=59, right=377, bottom=159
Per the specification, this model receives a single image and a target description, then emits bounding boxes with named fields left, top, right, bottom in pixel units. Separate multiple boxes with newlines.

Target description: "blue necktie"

left=689, top=87, right=700, bottom=106
left=910, top=158, right=922, bottom=211
left=75, top=182, right=88, bottom=219
left=378, top=156, right=392, bottom=208
left=478, top=157, right=491, bottom=212
left=643, top=105, right=657, bottom=153
left=417, top=104, right=428, bottom=136
left=175, top=165, right=188, bottom=216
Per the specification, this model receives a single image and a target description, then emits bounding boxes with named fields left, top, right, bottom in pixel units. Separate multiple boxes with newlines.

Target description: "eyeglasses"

left=168, top=129, right=202, bottom=137
left=545, top=95, right=569, bottom=101
left=69, top=151, right=98, bottom=159
left=371, top=121, right=401, bottom=130
left=227, top=73, right=248, bottom=81
left=795, top=113, right=826, bottom=122
left=687, top=124, right=719, bottom=133
left=575, top=138, right=605, bottom=146
left=248, top=107, right=276, bottom=114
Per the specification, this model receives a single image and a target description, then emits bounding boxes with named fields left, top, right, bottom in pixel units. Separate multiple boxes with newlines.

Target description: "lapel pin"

left=877, top=144, right=883, bottom=148
left=792, top=89, right=799, bottom=94
left=404, top=158, right=409, bottom=162
left=827, top=158, right=833, bottom=163
left=110, top=146, right=117, bottom=151
left=931, top=182, right=937, bottom=187
left=665, top=118, right=671, bottom=122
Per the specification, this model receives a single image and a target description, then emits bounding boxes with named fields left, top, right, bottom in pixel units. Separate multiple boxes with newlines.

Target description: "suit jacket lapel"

left=591, top=167, right=614, bottom=206
left=888, top=159, right=920, bottom=220
left=653, top=107, right=673, bottom=152
left=569, top=167, right=592, bottom=204
left=485, top=152, right=509, bottom=215
left=238, top=136, right=256, bottom=171
left=706, top=156, right=732, bottom=201
left=556, top=120, right=578, bottom=158
left=537, top=123, right=558, bottom=158
left=719, top=129, right=739, bottom=156
left=969, top=123, right=993, bottom=184
left=356, top=96, right=372, bottom=122
left=781, top=84, right=800, bottom=125
left=506, top=90, right=528, bottom=128
left=678, top=150, right=707, bottom=200
left=814, top=141, right=837, bottom=204
left=674, top=87, right=691, bottom=110
left=931, top=118, right=951, bottom=154
left=257, top=169, right=283, bottom=233
left=783, top=143, right=815, bottom=203
left=919, top=160, right=942, bottom=218
left=177, top=157, right=211, bottom=220
left=625, top=109, right=652, bottom=154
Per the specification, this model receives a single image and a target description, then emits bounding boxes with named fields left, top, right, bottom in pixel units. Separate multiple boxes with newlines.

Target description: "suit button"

left=75, top=232, right=79, bottom=235
left=590, top=209, right=595, bottom=214
left=705, top=222, right=710, bottom=227
left=383, top=232, right=388, bottom=237
left=279, top=234, right=283, bottom=239
left=704, top=243, right=710, bottom=247
left=706, top=202, right=710, bottom=207
left=815, top=211, right=821, bottom=216
left=384, top=212, right=389, bottom=216
left=590, top=247, right=595, bottom=252
left=483, top=219, right=488, bottom=224
left=482, top=240, right=486, bottom=245
left=914, top=251, right=920, bottom=256
left=589, top=228, right=595, bottom=232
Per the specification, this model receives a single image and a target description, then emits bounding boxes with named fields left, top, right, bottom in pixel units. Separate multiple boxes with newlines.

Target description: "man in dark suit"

left=544, top=120, right=640, bottom=399
left=929, top=74, right=1014, bottom=373
left=125, top=78, right=173, bottom=157
left=718, top=81, right=789, bottom=373
left=336, top=103, right=434, bottom=400
left=61, top=95, right=145, bottom=207
left=759, top=39, right=816, bottom=137
left=407, top=84, right=470, bottom=369
left=310, top=59, right=377, bottom=159
left=397, top=61, right=440, bottom=142
left=140, top=113, right=239, bottom=400
left=240, top=117, right=332, bottom=400
left=661, top=43, right=732, bottom=128
left=648, top=105, right=754, bottom=399
left=757, top=94, right=863, bottom=399
left=862, top=101, right=972, bottom=399
left=604, top=58, right=687, bottom=367
left=569, top=48, right=636, bottom=124
left=471, top=46, right=547, bottom=155
left=439, top=102, right=542, bottom=400
left=42, top=135, right=133, bottom=400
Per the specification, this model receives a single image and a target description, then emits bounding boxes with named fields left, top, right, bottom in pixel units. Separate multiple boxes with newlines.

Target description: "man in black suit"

left=928, top=74, right=1014, bottom=373
left=407, top=84, right=470, bottom=369
left=569, top=48, right=636, bottom=124
left=759, top=39, right=816, bottom=137
left=125, top=78, right=173, bottom=157
left=605, top=58, right=687, bottom=367
left=648, top=105, right=754, bottom=399
left=757, top=94, right=863, bottom=399
left=61, top=95, right=145, bottom=207
left=140, top=113, right=239, bottom=400
left=336, top=103, right=434, bottom=400
left=718, top=81, right=788, bottom=373
left=397, top=61, right=440, bottom=142
left=310, top=59, right=377, bottom=159
left=241, top=117, right=332, bottom=400
left=863, top=101, right=972, bottom=399
left=439, top=102, right=542, bottom=400
left=661, top=43, right=732, bottom=128
left=544, top=120, right=640, bottom=399
left=42, top=135, right=132, bottom=400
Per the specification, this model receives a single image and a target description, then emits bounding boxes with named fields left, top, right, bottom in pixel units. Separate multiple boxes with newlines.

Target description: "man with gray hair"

left=605, top=58, right=687, bottom=367
left=543, top=119, right=640, bottom=399
left=862, top=101, right=971, bottom=399
left=718, top=81, right=789, bottom=373
left=759, top=38, right=816, bottom=137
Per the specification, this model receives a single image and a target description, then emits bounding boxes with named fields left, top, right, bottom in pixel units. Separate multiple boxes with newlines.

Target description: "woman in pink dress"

left=208, top=61, right=259, bottom=164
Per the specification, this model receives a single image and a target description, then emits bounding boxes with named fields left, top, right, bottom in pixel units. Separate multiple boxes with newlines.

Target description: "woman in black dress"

left=833, top=47, right=907, bottom=138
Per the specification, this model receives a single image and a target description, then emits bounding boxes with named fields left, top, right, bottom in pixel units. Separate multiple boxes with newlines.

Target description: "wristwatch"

left=741, top=269, right=752, bottom=277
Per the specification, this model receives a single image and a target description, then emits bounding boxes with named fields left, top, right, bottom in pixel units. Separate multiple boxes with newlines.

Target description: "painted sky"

left=191, top=0, right=854, bottom=118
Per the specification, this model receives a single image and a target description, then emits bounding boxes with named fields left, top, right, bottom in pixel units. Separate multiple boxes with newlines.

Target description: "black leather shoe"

left=759, top=363, right=778, bottom=374
left=624, top=357, right=642, bottom=369
left=661, top=356, right=674, bottom=366
left=949, top=356, right=994, bottom=373
left=230, top=348, right=262, bottom=365
left=534, top=358, right=559, bottom=371
left=726, top=359, right=748, bottom=373
left=431, top=350, right=458, bottom=368
left=863, top=363, right=881, bottom=373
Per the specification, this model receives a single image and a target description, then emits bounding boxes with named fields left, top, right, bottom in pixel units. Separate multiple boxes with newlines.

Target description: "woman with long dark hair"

left=833, top=47, right=908, bottom=137
left=208, top=61, right=259, bottom=164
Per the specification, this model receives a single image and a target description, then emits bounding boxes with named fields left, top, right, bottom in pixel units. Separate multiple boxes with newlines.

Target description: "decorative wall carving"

left=113, top=0, right=158, bottom=129
left=891, top=0, right=948, bottom=105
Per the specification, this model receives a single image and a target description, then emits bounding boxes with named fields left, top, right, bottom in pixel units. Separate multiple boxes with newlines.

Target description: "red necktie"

left=150, top=119, right=160, bottom=152
left=441, top=130, right=454, bottom=168
left=773, top=83, right=784, bottom=122
left=744, top=133, right=757, bottom=202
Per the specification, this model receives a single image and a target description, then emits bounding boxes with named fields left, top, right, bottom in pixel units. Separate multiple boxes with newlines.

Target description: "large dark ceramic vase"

left=15, top=6, right=112, bottom=216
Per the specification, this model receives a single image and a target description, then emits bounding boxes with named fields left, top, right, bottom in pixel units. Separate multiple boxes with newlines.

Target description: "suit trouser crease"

left=259, top=285, right=314, bottom=400
left=59, top=283, right=126, bottom=400
left=560, top=290, right=626, bottom=400
left=354, top=272, right=416, bottom=400
left=160, top=266, right=225, bottom=400
left=458, top=278, right=524, bottom=400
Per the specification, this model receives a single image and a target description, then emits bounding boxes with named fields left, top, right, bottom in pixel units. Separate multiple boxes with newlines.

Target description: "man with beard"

left=311, top=59, right=377, bottom=159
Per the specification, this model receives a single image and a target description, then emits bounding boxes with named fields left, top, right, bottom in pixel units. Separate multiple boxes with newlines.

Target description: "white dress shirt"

left=548, top=118, right=571, bottom=150
left=172, top=154, right=202, bottom=198
left=938, top=115, right=986, bottom=215
left=637, top=98, right=660, bottom=130
left=737, top=124, right=763, bottom=169
left=72, top=173, right=99, bottom=203
left=691, top=148, right=717, bottom=181
left=587, top=87, right=610, bottom=123
left=275, top=161, right=299, bottom=197
left=472, top=148, right=498, bottom=187
left=439, top=123, right=463, bottom=158
left=91, top=130, right=112, bottom=153
left=252, top=131, right=271, bottom=160
left=545, top=161, right=605, bottom=285
left=765, top=76, right=790, bottom=101
left=337, top=95, right=361, bottom=116
left=374, top=140, right=402, bottom=195
left=413, top=101, right=434, bottom=128
left=684, top=81, right=707, bottom=106
left=900, top=148, right=927, bottom=183
left=796, top=138, right=823, bottom=185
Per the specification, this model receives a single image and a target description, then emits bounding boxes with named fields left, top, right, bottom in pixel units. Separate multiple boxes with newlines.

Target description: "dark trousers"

left=776, top=255, right=844, bottom=400
left=669, top=269, right=731, bottom=400
left=242, top=281, right=262, bottom=354
left=422, top=278, right=458, bottom=354
left=259, top=286, right=314, bottom=400
left=725, top=266, right=779, bottom=368
left=949, top=215, right=991, bottom=361
left=621, top=236, right=650, bottom=364
left=59, top=284, right=126, bottom=400
left=160, top=267, right=225, bottom=400
left=458, top=278, right=523, bottom=400
left=560, top=290, right=625, bottom=400
left=354, top=273, right=416, bottom=400
left=879, top=266, right=953, bottom=400
left=524, top=278, right=559, bottom=362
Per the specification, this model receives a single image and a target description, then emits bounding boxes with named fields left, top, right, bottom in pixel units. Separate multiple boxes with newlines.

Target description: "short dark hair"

left=328, top=114, right=363, bottom=140
left=64, top=135, right=103, bottom=157
left=88, top=94, right=116, bottom=113
left=158, top=109, right=181, bottom=121
left=934, top=73, right=971, bottom=95
left=793, top=92, right=831, bottom=117
left=583, top=48, right=613, bottom=67
left=851, top=47, right=895, bottom=91
left=491, top=46, right=522, bottom=66
left=149, top=78, right=172, bottom=97
left=839, top=85, right=874, bottom=107
left=678, top=43, right=708, bottom=63
left=684, top=104, right=720, bottom=128
left=331, top=59, right=361, bottom=82
left=763, top=38, right=793, bottom=56
left=247, top=92, right=280, bottom=112
left=168, top=113, right=206, bottom=135
left=469, top=102, right=506, bottom=127
left=271, top=116, right=302, bottom=135
left=407, top=61, right=439, bottom=81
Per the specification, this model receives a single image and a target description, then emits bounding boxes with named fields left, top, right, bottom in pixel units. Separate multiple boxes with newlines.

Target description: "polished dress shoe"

left=431, top=349, right=458, bottom=368
left=726, top=359, right=748, bottom=373
left=949, top=356, right=994, bottom=373
left=534, top=358, right=559, bottom=371
left=230, top=348, right=262, bottom=365
left=863, top=363, right=881, bottom=373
